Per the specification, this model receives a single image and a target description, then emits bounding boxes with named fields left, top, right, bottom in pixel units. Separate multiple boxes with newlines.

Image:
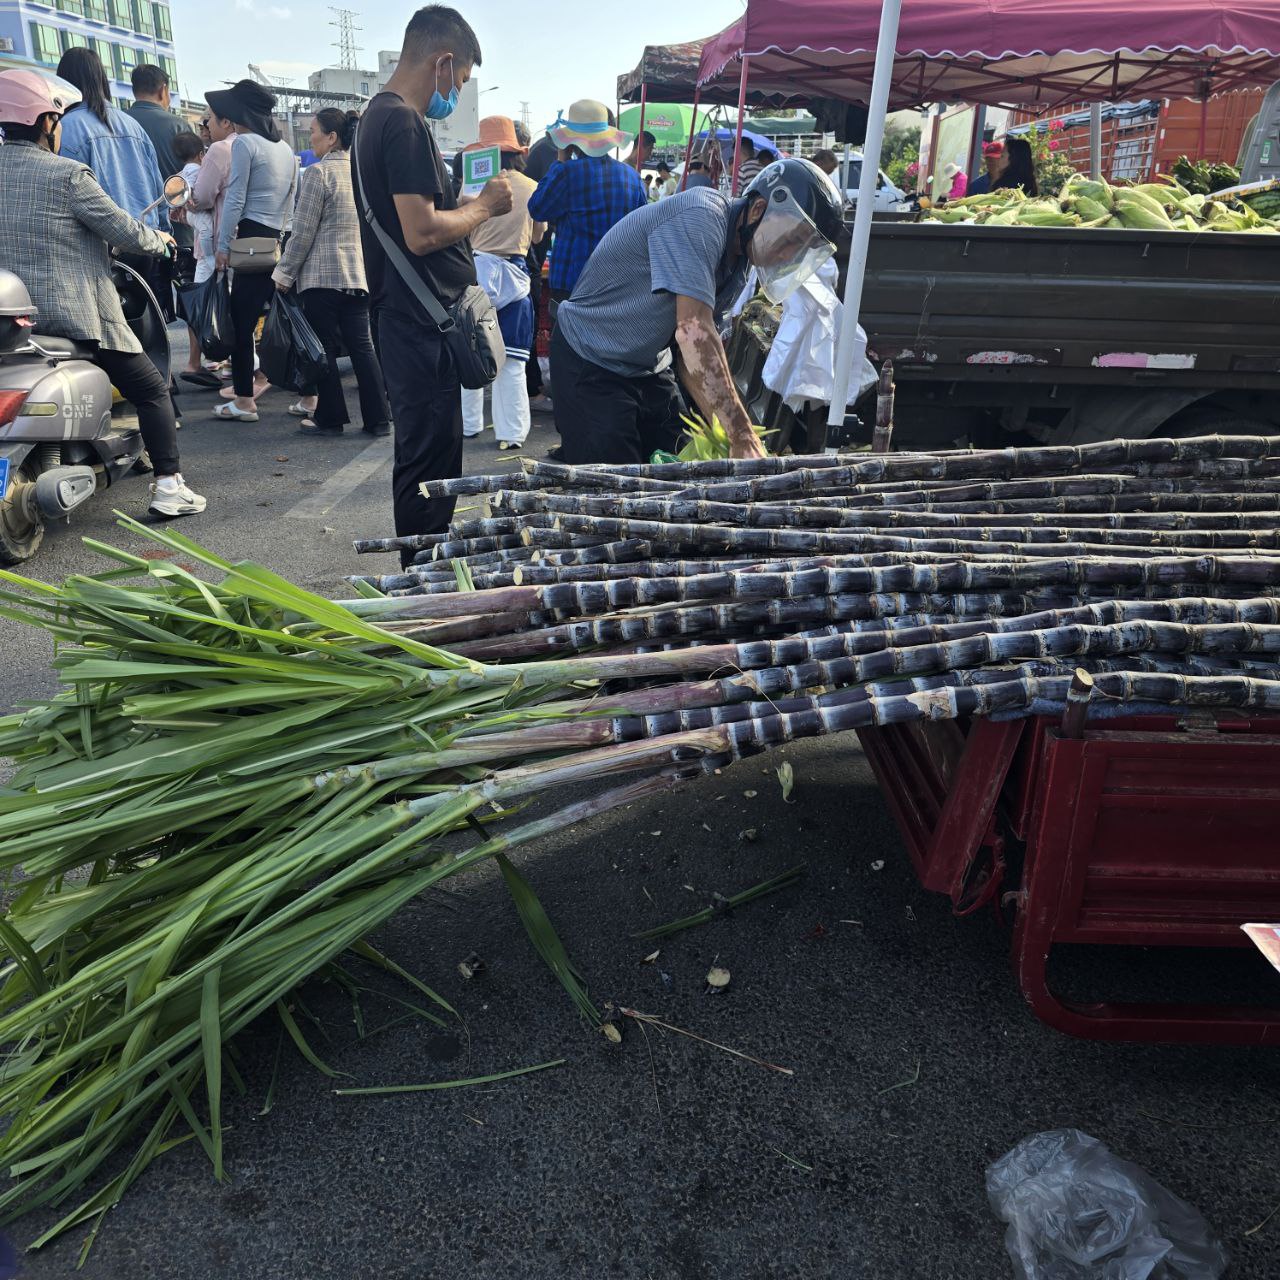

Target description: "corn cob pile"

left=4, top=434, right=1280, bottom=1248
left=923, top=172, right=1280, bottom=233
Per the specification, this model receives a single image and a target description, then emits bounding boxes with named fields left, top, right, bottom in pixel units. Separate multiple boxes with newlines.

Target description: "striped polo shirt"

left=556, top=188, right=750, bottom=378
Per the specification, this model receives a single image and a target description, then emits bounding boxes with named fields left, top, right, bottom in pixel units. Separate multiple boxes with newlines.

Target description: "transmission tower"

left=329, top=7, right=363, bottom=71
left=519, top=101, right=531, bottom=130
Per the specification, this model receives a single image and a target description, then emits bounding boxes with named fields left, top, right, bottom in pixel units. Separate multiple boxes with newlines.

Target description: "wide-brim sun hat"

left=943, top=162, right=962, bottom=179
left=546, top=98, right=630, bottom=158
left=205, top=79, right=276, bottom=129
left=464, top=114, right=526, bottom=155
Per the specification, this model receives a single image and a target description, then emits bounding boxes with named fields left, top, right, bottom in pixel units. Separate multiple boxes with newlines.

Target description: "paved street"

left=4, top=370, right=1280, bottom=1279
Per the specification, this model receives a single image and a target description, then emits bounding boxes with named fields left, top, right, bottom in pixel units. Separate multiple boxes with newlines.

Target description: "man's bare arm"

left=673, top=295, right=767, bottom=459
left=393, top=173, right=513, bottom=256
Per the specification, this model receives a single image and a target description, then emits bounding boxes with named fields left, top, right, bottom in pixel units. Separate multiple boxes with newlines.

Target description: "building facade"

left=307, top=50, right=479, bottom=152
left=0, top=0, right=178, bottom=109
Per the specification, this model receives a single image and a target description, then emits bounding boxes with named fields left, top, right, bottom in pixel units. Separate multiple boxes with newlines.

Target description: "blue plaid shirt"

left=527, top=156, right=647, bottom=294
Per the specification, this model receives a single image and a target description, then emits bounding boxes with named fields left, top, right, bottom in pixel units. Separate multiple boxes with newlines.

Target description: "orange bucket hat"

left=463, top=115, right=527, bottom=155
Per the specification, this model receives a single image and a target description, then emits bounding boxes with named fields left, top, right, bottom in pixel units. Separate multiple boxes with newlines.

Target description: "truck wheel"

left=1162, top=408, right=1276, bottom=439
left=0, top=464, right=45, bottom=565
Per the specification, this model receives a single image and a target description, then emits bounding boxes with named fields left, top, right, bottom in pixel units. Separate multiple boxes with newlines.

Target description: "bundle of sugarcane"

left=4, top=435, right=1280, bottom=1251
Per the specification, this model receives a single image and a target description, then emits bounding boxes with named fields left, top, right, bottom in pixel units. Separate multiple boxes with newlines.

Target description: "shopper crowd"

left=0, top=3, right=843, bottom=560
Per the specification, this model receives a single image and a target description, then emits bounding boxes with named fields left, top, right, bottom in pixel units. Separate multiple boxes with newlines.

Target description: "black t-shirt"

left=353, top=92, right=475, bottom=313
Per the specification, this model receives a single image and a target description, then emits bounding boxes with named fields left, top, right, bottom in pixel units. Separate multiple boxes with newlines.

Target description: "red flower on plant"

left=1049, top=118, right=1065, bottom=131
left=1049, top=139, right=1062, bottom=151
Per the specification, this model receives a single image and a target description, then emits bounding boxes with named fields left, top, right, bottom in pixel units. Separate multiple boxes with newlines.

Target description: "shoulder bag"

left=227, top=236, right=281, bottom=274
left=351, top=133, right=501, bottom=390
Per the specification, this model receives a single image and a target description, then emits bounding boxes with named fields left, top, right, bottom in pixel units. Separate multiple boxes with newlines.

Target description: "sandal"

left=288, top=401, right=317, bottom=417
left=211, top=402, right=259, bottom=422
left=298, top=420, right=342, bottom=436
left=181, top=369, right=222, bottom=389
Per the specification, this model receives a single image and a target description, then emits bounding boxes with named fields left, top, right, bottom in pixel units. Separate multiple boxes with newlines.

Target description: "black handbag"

left=352, top=139, right=501, bottom=390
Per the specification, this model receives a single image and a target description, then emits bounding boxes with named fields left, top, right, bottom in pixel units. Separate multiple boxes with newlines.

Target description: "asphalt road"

left=4, top=368, right=1280, bottom=1279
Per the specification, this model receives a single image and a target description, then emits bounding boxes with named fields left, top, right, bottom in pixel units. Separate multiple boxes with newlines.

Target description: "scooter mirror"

left=163, top=175, right=191, bottom=210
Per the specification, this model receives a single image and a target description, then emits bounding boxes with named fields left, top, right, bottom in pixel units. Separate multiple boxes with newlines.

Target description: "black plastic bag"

left=258, top=292, right=328, bottom=394
left=175, top=272, right=235, bottom=362
left=987, top=1130, right=1229, bottom=1279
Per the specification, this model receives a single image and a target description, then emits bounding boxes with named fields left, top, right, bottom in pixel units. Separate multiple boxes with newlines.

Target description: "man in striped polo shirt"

left=551, top=157, right=845, bottom=464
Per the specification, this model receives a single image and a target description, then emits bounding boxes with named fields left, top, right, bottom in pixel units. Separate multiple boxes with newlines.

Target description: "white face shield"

left=747, top=185, right=836, bottom=305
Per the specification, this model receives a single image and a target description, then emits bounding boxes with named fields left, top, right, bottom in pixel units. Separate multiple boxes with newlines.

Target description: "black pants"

left=376, top=310, right=462, bottom=568
left=550, top=326, right=685, bottom=464
left=93, top=346, right=181, bottom=476
left=301, top=289, right=390, bottom=432
left=228, top=219, right=279, bottom=398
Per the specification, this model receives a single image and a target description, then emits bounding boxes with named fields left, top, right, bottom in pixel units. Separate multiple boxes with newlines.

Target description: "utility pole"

left=329, top=7, right=363, bottom=71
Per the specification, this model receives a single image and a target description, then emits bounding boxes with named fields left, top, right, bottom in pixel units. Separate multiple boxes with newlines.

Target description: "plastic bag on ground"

left=258, top=292, right=328, bottom=394
left=175, top=272, right=235, bottom=362
left=987, top=1129, right=1228, bottom=1280
left=761, top=258, right=877, bottom=412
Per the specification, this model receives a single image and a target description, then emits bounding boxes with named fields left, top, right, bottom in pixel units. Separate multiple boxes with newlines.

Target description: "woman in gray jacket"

left=0, top=68, right=205, bottom=518
left=206, top=79, right=296, bottom=422
left=272, top=109, right=390, bottom=437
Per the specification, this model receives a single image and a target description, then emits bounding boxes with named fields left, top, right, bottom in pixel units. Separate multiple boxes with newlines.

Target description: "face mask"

left=426, top=56, right=457, bottom=120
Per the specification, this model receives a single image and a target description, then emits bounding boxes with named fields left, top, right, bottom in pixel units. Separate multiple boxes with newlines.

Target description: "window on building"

left=160, top=54, right=176, bottom=83
left=152, top=2, right=171, bottom=41
left=84, top=0, right=109, bottom=21
left=29, top=22, right=63, bottom=64
left=133, top=0, right=153, bottom=34
left=57, top=0, right=86, bottom=15
left=60, top=29, right=90, bottom=51
left=92, top=36, right=113, bottom=68
left=108, top=0, right=131, bottom=28
left=360, top=81, right=369, bottom=96
left=113, top=42, right=140, bottom=80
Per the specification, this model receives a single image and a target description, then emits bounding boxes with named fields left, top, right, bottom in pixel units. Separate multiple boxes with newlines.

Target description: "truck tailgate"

left=862, top=223, right=1280, bottom=389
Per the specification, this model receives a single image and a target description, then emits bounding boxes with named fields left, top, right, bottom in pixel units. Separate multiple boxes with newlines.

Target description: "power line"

left=329, top=7, right=364, bottom=71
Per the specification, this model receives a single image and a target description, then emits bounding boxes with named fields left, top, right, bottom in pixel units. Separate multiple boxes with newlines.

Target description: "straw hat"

left=546, top=99, right=630, bottom=158
left=463, top=115, right=526, bottom=155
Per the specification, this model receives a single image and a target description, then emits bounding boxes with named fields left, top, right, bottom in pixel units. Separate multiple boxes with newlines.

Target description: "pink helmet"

left=0, top=69, right=82, bottom=128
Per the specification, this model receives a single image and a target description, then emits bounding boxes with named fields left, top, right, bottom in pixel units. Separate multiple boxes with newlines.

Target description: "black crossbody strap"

left=351, top=128, right=455, bottom=333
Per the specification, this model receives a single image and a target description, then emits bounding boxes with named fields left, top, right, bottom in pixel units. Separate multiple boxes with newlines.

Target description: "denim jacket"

left=58, top=105, right=169, bottom=230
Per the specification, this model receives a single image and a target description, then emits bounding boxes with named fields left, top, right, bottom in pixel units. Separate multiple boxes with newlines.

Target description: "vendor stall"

left=695, top=0, right=1280, bottom=446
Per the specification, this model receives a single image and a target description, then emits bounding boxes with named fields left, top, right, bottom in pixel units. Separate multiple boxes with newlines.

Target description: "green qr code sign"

left=461, top=146, right=502, bottom=196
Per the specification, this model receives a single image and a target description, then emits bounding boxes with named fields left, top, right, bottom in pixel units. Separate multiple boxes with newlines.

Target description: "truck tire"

left=0, top=463, right=45, bottom=565
left=1162, top=408, right=1276, bottom=439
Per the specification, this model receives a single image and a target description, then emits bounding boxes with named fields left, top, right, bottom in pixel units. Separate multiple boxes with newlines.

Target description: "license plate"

left=0, top=458, right=8, bottom=503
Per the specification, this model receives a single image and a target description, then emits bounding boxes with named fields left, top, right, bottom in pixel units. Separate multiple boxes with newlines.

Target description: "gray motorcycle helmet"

left=0, top=269, right=37, bottom=353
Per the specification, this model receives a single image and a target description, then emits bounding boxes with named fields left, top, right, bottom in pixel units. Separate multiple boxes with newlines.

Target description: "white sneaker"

left=148, top=474, right=207, bottom=518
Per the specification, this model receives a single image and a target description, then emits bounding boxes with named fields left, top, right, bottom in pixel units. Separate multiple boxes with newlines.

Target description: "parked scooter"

left=0, top=175, right=188, bottom=564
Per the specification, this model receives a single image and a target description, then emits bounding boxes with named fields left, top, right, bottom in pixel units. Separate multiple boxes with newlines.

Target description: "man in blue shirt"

left=527, top=99, right=646, bottom=304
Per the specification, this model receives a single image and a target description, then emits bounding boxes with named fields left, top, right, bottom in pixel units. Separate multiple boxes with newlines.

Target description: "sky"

left=171, top=0, right=745, bottom=132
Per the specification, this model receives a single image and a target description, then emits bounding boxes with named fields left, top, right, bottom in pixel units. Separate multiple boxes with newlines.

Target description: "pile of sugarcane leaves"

left=4, top=435, right=1280, bottom=1260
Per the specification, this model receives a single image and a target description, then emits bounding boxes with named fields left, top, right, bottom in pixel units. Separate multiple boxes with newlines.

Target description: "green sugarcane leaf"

left=0, top=913, right=50, bottom=999
left=495, top=853, right=599, bottom=1026
left=334, top=1058, right=565, bottom=1096
left=199, top=968, right=224, bottom=1180
left=276, top=1000, right=350, bottom=1078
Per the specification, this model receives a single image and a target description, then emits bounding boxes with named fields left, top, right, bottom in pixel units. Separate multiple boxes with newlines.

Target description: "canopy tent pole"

left=1089, top=103, right=1103, bottom=179
left=824, top=0, right=904, bottom=447
left=731, top=57, right=750, bottom=195
left=1198, top=95, right=1210, bottom=156
left=680, top=87, right=702, bottom=192
left=842, top=142, right=852, bottom=192
left=638, top=84, right=648, bottom=167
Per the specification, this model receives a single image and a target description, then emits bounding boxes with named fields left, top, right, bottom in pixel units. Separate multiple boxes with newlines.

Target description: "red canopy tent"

left=698, top=0, right=1280, bottom=111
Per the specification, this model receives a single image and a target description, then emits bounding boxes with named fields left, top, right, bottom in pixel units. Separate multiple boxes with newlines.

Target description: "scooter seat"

left=29, top=334, right=95, bottom=359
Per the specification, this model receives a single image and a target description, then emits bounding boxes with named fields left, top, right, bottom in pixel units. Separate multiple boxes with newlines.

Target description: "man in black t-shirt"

left=353, top=4, right=512, bottom=561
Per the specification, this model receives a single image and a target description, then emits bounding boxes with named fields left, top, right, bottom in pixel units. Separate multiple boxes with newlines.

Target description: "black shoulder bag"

left=351, top=133, right=501, bottom=390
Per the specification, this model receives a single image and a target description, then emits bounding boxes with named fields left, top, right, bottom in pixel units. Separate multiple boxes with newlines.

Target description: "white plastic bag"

left=761, top=259, right=876, bottom=412
left=987, top=1130, right=1228, bottom=1280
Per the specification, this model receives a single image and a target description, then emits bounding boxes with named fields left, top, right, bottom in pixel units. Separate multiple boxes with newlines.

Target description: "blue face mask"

left=426, top=56, right=457, bottom=120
